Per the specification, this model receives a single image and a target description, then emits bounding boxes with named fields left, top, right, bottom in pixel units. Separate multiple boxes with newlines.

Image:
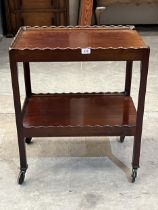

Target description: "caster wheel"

left=131, top=168, right=137, bottom=183
left=25, top=137, right=32, bottom=144
left=120, top=136, right=125, bottom=143
left=18, top=171, right=25, bottom=185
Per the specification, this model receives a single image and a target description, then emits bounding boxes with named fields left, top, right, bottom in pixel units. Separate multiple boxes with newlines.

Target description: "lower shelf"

left=22, top=93, right=136, bottom=137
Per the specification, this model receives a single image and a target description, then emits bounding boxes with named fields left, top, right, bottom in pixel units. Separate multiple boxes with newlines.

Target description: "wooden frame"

left=78, top=0, right=94, bottom=25
left=4, top=0, right=69, bottom=36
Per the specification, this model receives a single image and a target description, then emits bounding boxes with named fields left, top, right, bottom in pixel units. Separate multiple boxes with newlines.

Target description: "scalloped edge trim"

left=23, top=125, right=136, bottom=128
left=10, top=46, right=147, bottom=51
left=22, top=25, right=135, bottom=30
left=32, top=91, right=125, bottom=95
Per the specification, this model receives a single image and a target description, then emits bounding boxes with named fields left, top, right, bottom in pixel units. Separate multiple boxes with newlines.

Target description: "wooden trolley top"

left=10, top=26, right=147, bottom=50
left=9, top=26, right=149, bottom=62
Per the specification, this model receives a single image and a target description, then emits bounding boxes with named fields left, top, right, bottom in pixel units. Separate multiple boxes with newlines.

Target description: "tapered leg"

left=10, top=58, right=28, bottom=184
left=132, top=53, right=149, bottom=182
left=120, top=136, right=125, bottom=143
left=23, top=62, right=32, bottom=97
left=18, top=135, right=28, bottom=170
left=120, top=61, right=133, bottom=143
left=23, top=62, right=33, bottom=144
left=25, top=137, right=32, bottom=144
left=125, top=61, right=133, bottom=96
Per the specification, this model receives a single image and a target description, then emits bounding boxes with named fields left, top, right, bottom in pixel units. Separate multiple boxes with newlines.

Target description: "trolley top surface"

left=10, top=26, right=148, bottom=51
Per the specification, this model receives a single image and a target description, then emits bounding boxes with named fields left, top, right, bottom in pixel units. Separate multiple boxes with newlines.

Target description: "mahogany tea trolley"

left=9, top=26, right=150, bottom=184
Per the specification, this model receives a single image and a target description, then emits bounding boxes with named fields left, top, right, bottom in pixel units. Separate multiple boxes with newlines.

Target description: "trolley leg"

left=25, top=137, right=32, bottom=144
left=23, top=62, right=32, bottom=97
left=125, top=61, right=133, bottom=96
left=120, top=61, right=133, bottom=143
left=120, top=136, right=125, bottom=143
left=23, top=62, right=32, bottom=144
left=17, top=134, right=28, bottom=184
left=10, top=57, right=28, bottom=184
left=132, top=53, right=149, bottom=182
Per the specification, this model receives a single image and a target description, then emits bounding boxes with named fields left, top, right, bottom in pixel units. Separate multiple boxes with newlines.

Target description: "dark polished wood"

left=132, top=56, right=149, bottom=168
left=125, top=61, right=133, bottom=96
left=23, top=94, right=136, bottom=127
left=23, top=62, right=32, bottom=97
left=11, top=27, right=146, bottom=50
left=9, top=26, right=150, bottom=183
left=10, top=26, right=148, bottom=62
left=4, top=0, right=69, bottom=35
left=10, top=59, right=28, bottom=171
